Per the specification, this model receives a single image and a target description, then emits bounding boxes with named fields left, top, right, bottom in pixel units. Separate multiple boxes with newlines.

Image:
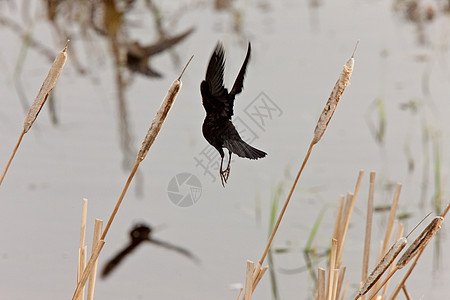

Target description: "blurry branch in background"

left=0, top=42, right=68, bottom=187
left=71, top=55, right=193, bottom=300
left=0, top=15, right=57, bottom=61
left=239, top=42, right=358, bottom=300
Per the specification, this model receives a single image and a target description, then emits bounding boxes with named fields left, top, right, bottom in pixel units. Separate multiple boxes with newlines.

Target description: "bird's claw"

left=220, top=167, right=230, bottom=187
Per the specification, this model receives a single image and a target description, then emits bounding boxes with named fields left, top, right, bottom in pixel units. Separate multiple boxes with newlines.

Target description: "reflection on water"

left=102, top=223, right=198, bottom=278
left=1, top=0, right=195, bottom=171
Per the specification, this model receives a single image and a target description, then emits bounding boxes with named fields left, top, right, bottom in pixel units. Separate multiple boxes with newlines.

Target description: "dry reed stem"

left=326, top=239, right=338, bottom=300
left=361, top=171, right=376, bottom=300
left=252, top=266, right=268, bottom=293
left=236, top=288, right=243, bottom=300
left=335, top=267, right=346, bottom=300
left=381, top=223, right=404, bottom=300
left=79, top=199, right=88, bottom=250
left=382, top=184, right=402, bottom=256
left=339, top=195, right=351, bottom=244
left=355, top=237, right=407, bottom=299
left=76, top=198, right=88, bottom=300
left=252, top=141, right=314, bottom=285
left=87, top=219, right=103, bottom=300
left=333, top=196, right=345, bottom=242
left=442, top=204, right=450, bottom=217
left=0, top=42, right=68, bottom=186
left=336, top=170, right=364, bottom=268
left=72, top=56, right=193, bottom=300
left=369, top=184, right=401, bottom=298
left=312, top=41, right=357, bottom=144
left=387, top=250, right=422, bottom=300
left=341, top=280, right=349, bottom=300
left=77, top=246, right=87, bottom=300
left=249, top=44, right=358, bottom=292
left=244, top=260, right=255, bottom=300
left=73, top=240, right=105, bottom=300
left=318, top=268, right=326, bottom=300
left=402, top=285, right=412, bottom=300
left=336, top=192, right=353, bottom=268
left=331, top=269, right=340, bottom=300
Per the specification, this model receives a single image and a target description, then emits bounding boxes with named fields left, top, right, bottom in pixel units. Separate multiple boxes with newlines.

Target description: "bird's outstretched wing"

left=142, top=27, right=195, bottom=56
left=101, top=242, right=141, bottom=278
left=150, top=239, right=200, bottom=264
left=230, top=42, right=251, bottom=97
left=204, top=42, right=228, bottom=98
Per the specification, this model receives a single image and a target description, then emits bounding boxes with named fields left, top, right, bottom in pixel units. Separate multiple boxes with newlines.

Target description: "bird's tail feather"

left=224, top=139, right=266, bottom=160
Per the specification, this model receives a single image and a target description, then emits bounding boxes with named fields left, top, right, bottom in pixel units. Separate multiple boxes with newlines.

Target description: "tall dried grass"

left=0, top=41, right=69, bottom=186
left=239, top=42, right=358, bottom=299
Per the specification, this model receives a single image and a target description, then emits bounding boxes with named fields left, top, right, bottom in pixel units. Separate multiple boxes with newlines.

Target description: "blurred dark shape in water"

left=125, top=27, right=194, bottom=77
left=394, top=0, right=437, bottom=45
left=101, top=223, right=199, bottom=278
left=214, top=0, right=232, bottom=10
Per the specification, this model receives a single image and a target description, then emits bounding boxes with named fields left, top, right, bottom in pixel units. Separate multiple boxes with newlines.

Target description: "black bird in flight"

left=201, top=42, right=266, bottom=186
left=101, top=224, right=198, bottom=278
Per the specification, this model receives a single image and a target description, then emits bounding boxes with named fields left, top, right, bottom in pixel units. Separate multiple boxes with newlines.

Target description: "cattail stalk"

left=333, top=196, right=345, bottom=243
left=248, top=43, right=358, bottom=294
left=402, top=285, right=412, bottom=300
left=326, top=239, right=338, bottom=300
left=244, top=260, right=254, bottom=300
left=0, top=41, right=69, bottom=186
left=335, top=267, right=346, bottom=300
left=87, top=219, right=103, bottom=300
left=364, top=208, right=448, bottom=300
left=355, top=237, right=407, bottom=299
left=76, top=198, right=88, bottom=300
left=361, top=171, right=376, bottom=300
left=318, top=268, right=326, bottom=300
left=337, top=170, right=364, bottom=268
left=71, top=55, right=193, bottom=300
left=381, top=223, right=404, bottom=299
left=368, top=183, right=401, bottom=299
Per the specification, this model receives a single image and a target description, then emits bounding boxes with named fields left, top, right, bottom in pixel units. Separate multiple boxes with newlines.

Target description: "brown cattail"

left=137, top=55, right=193, bottom=161
left=396, top=216, right=444, bottom=269
left=72, top=55, right=193, bottom=300
left=0, top=41, right=69, bottom=187
left=312, top=42, right=357, bottom=144
left=23, top=41, right=69, bottom=133
left=356, top=237, right=407, bottom=298
left=86, top=219, right=103, bottom=300
left=137, top=79, right=182, bottom=161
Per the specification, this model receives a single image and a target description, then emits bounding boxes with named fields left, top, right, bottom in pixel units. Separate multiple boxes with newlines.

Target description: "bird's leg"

left=219, top=155, right=226, bottom=187
left=223, top=151, right=231, bottom=182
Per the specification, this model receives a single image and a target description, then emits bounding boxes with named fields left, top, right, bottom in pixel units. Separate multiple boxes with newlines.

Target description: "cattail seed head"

left=137, top=79, right=182, bottom=161
left=397, top=217, right=444, bottom=269
left=23, top=42, right=68, bottom=133
left=357, top=237, right=407, bottom=297
left=312, top=54, right=354, bottom=145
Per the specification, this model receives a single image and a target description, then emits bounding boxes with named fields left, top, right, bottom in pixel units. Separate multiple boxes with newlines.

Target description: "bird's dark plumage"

left=201, top=42, right=266, bottom=186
